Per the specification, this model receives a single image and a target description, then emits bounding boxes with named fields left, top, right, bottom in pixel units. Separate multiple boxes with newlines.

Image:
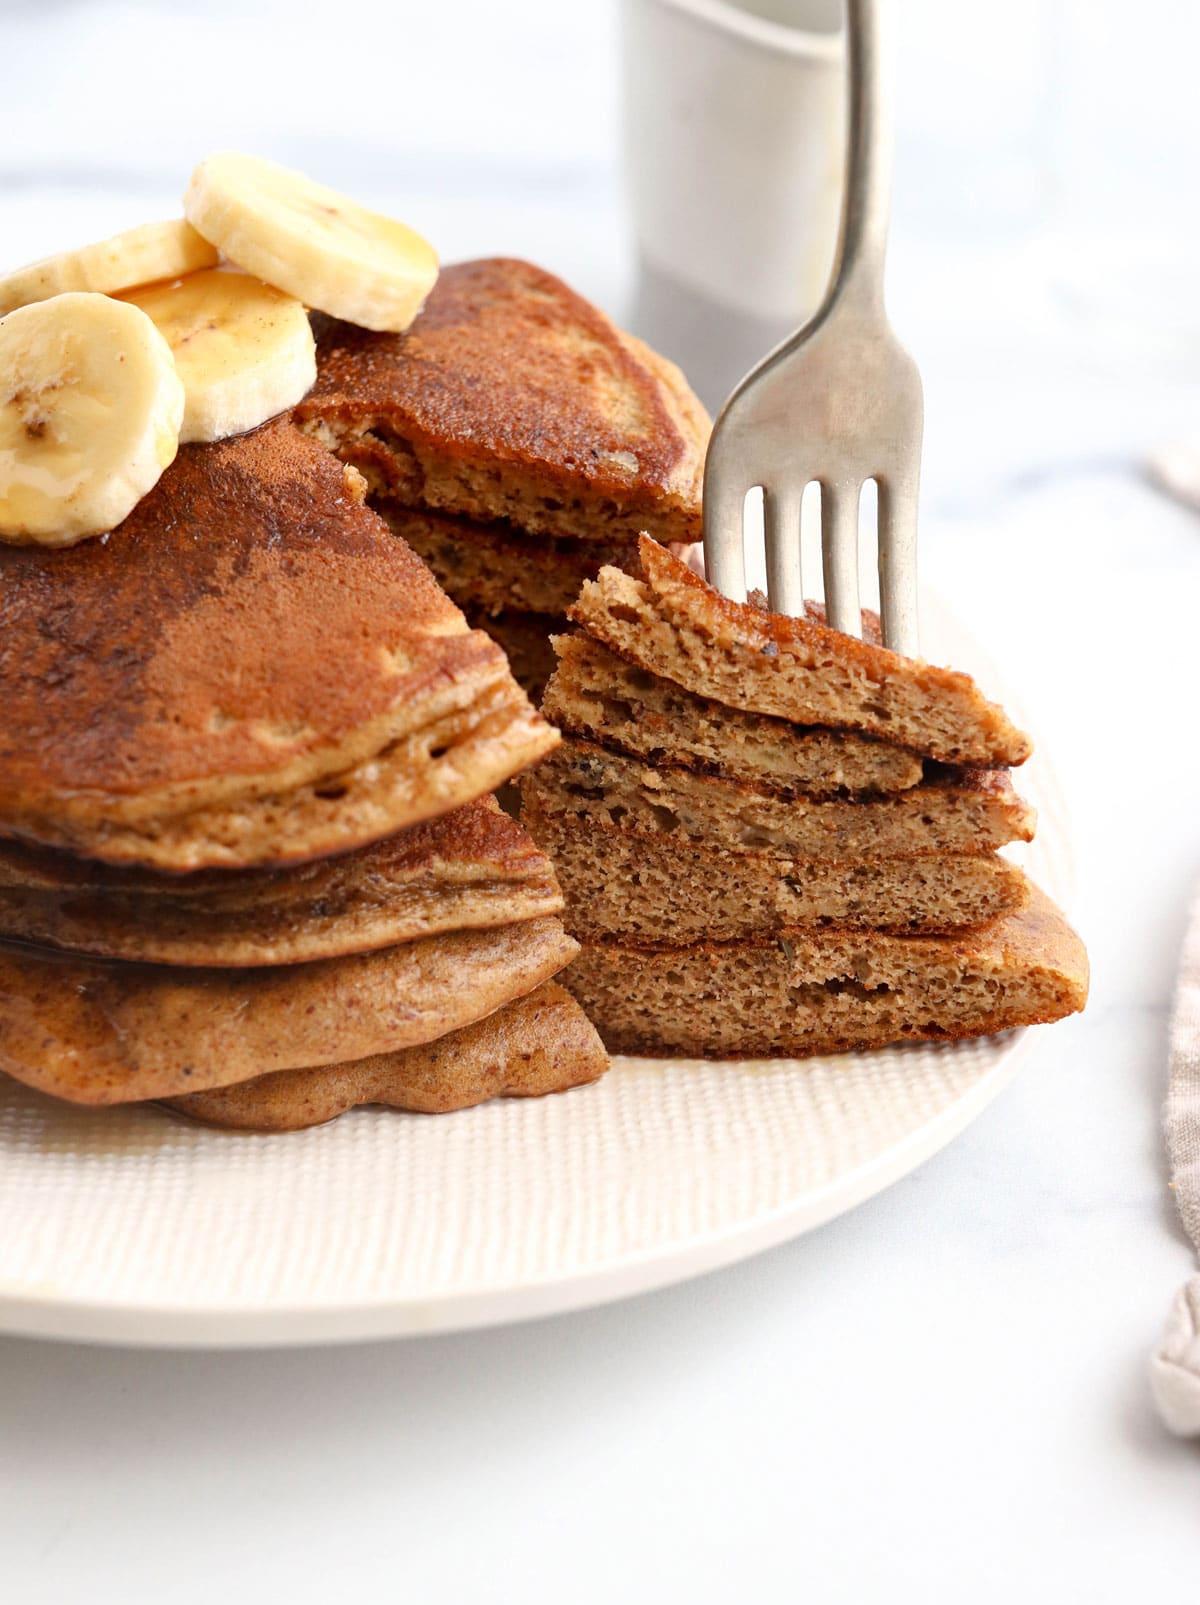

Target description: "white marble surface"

left=2, top=2, right=1200, bottom=1598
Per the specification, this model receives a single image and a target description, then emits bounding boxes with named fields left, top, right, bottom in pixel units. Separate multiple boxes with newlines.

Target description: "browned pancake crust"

left=562, top=888, right=1088, bottom=1057
left=0, top=916, right=578, bottom=1105
left=0, top=798, right=564, bottom=966
left=0, top=420, right=552, bottom=830
left=570, top=537, right=1033, bottom=768
left=296, top=258, right=709, bottom=542
left=164, top=982, right=609, bottom=1129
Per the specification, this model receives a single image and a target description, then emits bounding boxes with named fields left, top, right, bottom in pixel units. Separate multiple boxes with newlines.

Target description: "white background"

left=2, top=1, right=1200, bottom=1598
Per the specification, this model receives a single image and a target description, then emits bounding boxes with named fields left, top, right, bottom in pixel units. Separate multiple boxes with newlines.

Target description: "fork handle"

left=830, top=0, right=896, bottom=314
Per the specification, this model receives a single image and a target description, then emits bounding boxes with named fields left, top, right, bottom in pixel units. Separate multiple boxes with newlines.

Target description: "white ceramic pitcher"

left=621, top=0, right=846, bottom=407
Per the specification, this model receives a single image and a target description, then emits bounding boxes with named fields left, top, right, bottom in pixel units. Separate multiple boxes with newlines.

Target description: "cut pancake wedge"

left=561, top=888, right=1088, bottom=1058
left=164, top=982, right=608, bottom=1130
left=542, top=632, right=926, bottom=796
left=524, top=738, right=1035, bottom=859
left=570, top=537, right=1032, bottom=768
left=524, top=806, right=1030, bottom=940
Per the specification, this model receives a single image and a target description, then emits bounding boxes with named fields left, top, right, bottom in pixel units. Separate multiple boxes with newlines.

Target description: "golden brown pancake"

left=0, top=420, right=558, bottom=869
left=0, top=797, right=563, bottom=967
left=163, top=982, right=608, bottom=1130
left=0, top=915, right=577, bottom=1105
left=562, top=888, right=1088, bottom=1057
left=523, top=738, right=1035, bottom=858
left=541, top=632, right=927, bottom=796
left=523, top=803, right=1030, bottom=940
left=570, top=537, right=1033, bottom=768
left=18, top=671, right=555, bottom=872
left=296, top=258, right=710, bottom=543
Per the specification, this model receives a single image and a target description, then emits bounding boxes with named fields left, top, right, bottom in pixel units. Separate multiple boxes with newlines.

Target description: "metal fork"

left=701, top=0, right=923, bottom=657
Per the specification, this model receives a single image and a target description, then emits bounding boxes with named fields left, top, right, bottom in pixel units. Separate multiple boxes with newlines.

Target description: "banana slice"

left=0, top=292, right=184, bottom=547
left=184, top=152, right=438, bottom=333
left=0, top=221, right=218, bottom=317
left=121, top=268, right=317, bottom=443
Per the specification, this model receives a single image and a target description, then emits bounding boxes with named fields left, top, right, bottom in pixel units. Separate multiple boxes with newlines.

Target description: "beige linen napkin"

left=1148, top=438, right=1200, bottom=512
left=1150, top=878, right=1200, bottom=1434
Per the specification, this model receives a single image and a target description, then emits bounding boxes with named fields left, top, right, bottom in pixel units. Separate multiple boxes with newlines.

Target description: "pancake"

left=570, top=537, right=1033, bottom=768
left=373, top=502, right=644, bottom=618
left=296, top=258, right=710, bottom=543
left=0, top=797, right=563, bottom=967
left=14, top=669, right=553, bottom=872
left=0, top=915, right=577, bottom=1105
left=523, top=805, right=1030, bottom=940
left=522, top=739, right=1035, bottom=858
left=561, top=888, right=1089, bottom=1058
left=163, top=982, right=608, bottom=1130
left=541, top=632, right=926, bottom=796
left=0, top=419, right=557, bottom=869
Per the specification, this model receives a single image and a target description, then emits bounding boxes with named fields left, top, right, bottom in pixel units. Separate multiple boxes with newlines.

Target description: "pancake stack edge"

left=521, top=536, right=1089, bottom=1059
left=294, top=257, right=711, bottom=703
left=0, top=421, right=609, bottom=1130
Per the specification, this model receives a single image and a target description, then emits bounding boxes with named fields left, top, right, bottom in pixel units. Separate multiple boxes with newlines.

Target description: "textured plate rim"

left=0, top=1031, right=1035, bottom=1348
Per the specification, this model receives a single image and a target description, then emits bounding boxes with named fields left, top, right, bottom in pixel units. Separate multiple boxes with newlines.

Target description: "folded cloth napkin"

left=1148, top=438, right=1200, bottom=514
left=1150, top=877, right=1200, bottom=1434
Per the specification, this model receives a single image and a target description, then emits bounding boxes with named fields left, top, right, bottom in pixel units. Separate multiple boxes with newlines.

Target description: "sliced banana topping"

left=121, top=268, right=316, bottom=444
left=0, top=293, right=184, bottom=547
left=184, top=152, right=438, bottom=333
left=0, top=221, right=218, bottom=318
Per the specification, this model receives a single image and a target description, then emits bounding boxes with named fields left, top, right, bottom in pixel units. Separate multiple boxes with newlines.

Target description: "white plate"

left=0, top=599, right=1073, bottom=1346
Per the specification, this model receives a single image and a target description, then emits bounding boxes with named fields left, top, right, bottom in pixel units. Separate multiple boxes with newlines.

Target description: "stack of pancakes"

left=522, top=536, right=1089, bottom=1057
left=295, top=257, right=710, bottom=701
left=0, top=421, right=608, bottom=1131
